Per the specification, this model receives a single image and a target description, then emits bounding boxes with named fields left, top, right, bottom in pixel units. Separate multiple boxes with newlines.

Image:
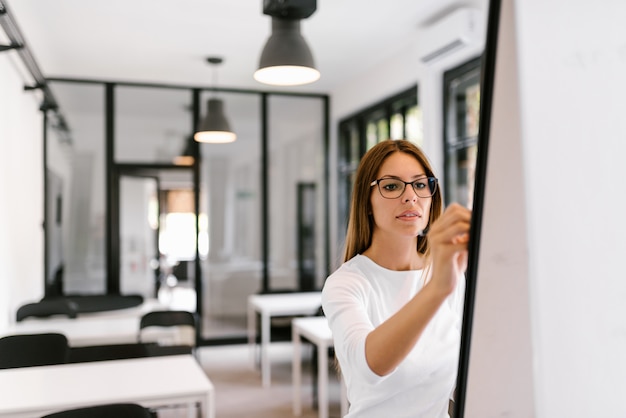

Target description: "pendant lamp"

left=194, top=57, right=237, bottom=143
left=254, top=0, right=319, bottom=86
left=173, top=136, right=196, bottom=166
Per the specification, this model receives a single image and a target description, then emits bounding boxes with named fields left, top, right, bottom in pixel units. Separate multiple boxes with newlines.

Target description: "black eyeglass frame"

left=370, top=176, right=439, bottom=199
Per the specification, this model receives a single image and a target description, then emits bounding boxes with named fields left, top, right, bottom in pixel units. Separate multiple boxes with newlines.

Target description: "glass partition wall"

left=45, top=79, right=329, bottom=344
left=45, top=82, right=107, bottom=296
left=200, top=91, right=264, bottom=339
left=267, top=95, right=326, bottom=291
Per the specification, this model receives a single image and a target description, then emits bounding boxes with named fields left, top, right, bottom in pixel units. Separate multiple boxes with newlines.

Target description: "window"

left=336, top=85, right=420, bottom=252
left=443, top=57, right=482, bottom=208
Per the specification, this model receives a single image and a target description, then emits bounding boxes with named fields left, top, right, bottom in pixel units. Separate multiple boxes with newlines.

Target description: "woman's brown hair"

left=342, top=139, right=443, bottom=263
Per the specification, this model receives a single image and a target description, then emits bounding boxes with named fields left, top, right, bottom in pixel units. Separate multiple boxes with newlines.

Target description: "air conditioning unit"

left=417, top=7, right=484, bottom=64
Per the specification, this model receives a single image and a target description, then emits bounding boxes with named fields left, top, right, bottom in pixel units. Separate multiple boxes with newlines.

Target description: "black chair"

left=138, top=310, right=196, bottom=348
left=0, top=333, right=69, bottom=369
left=43, top=294, right=144, bottom=314
left=68, top=342, right=193, bottom=364
left=137, top=312, right=198, bottom=417
left=16, top=299, right=78, bottom=322
left=68, top=342, right=152, bottom=363
left=41, top=403, right=154, bottom=418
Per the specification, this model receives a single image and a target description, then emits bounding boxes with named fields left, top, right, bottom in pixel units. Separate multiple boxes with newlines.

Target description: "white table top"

left=248, top=291, right=322, bottom=316
left=1, top=299, right=167, bottom=347
left=292, top=315, right=347, bottom=418
left=247, top=291, right=323, bottom=387
left=0, top=354, right=213, bottom=418
left=292, top=316, right=333, bottom=344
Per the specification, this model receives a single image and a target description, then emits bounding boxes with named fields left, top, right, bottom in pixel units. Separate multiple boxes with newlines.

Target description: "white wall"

left=519, top=0, right=626, bottom=415
left=465, top=0, right=626, bottom=417
left=0, top=53, right=45, bottom=328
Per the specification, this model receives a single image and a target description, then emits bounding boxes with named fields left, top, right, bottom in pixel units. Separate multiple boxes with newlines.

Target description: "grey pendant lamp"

left=173, top=136, right=196, bottom=166
left=254, top=0, right=320, bottom=86
left=194, top=57, right=237, bottom=143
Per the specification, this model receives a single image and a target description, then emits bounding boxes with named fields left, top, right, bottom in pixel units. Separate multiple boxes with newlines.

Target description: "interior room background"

left=4, top=1, right=626, bottom=417
left=0, top=3, right=486, bottom=344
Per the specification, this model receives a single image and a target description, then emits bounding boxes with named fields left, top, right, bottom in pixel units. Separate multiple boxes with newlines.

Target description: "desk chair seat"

left=0, top=333, right=69, bottom=369
left=41, top=403, right=154, bottom=418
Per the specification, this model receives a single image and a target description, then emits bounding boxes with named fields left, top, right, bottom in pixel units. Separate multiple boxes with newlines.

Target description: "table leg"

left=293, top=324, right=302, bottom=416
left=319, top=341, right=329, bottom=418
left=207, top=386, right=215, bottom=418
left=247, top=302, right=256, bottom=368
left=340, top=374, right=348, bottom=416
left=261, top=312, right=271, bottom=387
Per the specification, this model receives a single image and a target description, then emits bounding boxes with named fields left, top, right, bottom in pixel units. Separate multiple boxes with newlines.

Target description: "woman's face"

left=370, top=152, right=432, bottom=240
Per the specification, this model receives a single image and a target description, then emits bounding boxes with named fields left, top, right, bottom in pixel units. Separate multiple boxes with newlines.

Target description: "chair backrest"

left=41, top=403, right=153, bottom=418
left=57, top=294, right=144, bottom=313
left=68, top=342, right=193, bottom=364
left=138, top=310, right=196, bottom=347
left=0, top=333, right=69, bottom=369
left=16, top=299, right=78, bottom=322
left=68, top=343, right=151, bottom=363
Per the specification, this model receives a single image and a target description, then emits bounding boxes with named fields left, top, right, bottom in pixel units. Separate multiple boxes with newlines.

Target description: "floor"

left=157, top=343, right=343, bottom=418
left=157, top=283, right=343, bottom=417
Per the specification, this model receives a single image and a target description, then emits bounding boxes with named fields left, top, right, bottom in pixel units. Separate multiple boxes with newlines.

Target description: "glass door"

left=116, top=167, right=198, bottom=312
left=118, top=174, right=160, bottom=298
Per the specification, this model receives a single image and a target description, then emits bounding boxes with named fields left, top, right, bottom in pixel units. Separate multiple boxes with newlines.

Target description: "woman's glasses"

left=370, top=177, right=438, bottom=199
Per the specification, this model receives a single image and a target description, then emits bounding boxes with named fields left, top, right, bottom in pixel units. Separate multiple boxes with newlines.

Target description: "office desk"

left=247, top=291, right=322, bottom=387
left=2, top=299, right=166, bottom=347
left=0, top=354, right=214, bottom=418
left=292, top=316, right=347, bottom=418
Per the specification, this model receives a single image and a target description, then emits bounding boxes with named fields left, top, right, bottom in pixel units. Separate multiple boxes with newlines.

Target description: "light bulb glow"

left=194, top=131, right=237, bottom=144
left=254, top=65, right=320, bottom=86
left=173, top=155, right=195, bottom=166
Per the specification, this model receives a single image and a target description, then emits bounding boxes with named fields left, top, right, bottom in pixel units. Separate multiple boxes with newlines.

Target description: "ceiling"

left=3, top=0, right=481, bottom=94
left=2, top=0, right=487, bottom=178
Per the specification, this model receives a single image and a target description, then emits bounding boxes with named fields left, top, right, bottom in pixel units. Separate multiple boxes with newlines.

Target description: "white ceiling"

left=4, top=0, right=483, bottom=93
left=2, top=0, right=488, bottom=169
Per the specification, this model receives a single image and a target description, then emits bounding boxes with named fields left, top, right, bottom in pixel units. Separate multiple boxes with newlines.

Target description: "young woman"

left=322, top=139, right=471, bottom=417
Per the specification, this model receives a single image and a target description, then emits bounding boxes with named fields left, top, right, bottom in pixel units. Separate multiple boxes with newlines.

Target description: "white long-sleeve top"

left=321, top=254, right=465, bottom=418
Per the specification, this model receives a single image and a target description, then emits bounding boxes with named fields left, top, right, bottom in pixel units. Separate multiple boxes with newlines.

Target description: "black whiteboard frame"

left=453, top=0, right=502, bottom=416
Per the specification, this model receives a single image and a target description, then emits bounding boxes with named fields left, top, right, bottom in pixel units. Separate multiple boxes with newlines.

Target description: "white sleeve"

left=321, top=270, right=390, bottom=384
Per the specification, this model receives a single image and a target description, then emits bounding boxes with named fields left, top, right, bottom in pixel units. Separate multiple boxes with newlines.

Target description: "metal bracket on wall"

left=0, top=0, right=72, bottom=144
left=0, top=42, right=22, bottom=52
left=24, top=82, right=46, bottom=91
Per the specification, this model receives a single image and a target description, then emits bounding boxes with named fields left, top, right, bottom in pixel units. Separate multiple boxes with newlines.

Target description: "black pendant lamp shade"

left=173, top=136, right=196, bottom=166
left=254, top=18, right=320, bottom=86
left=194, top=98, right=236, bottom=143
left=194, top=57, right=237, bottom=144
left=254, top=0, right=319, bottom=86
